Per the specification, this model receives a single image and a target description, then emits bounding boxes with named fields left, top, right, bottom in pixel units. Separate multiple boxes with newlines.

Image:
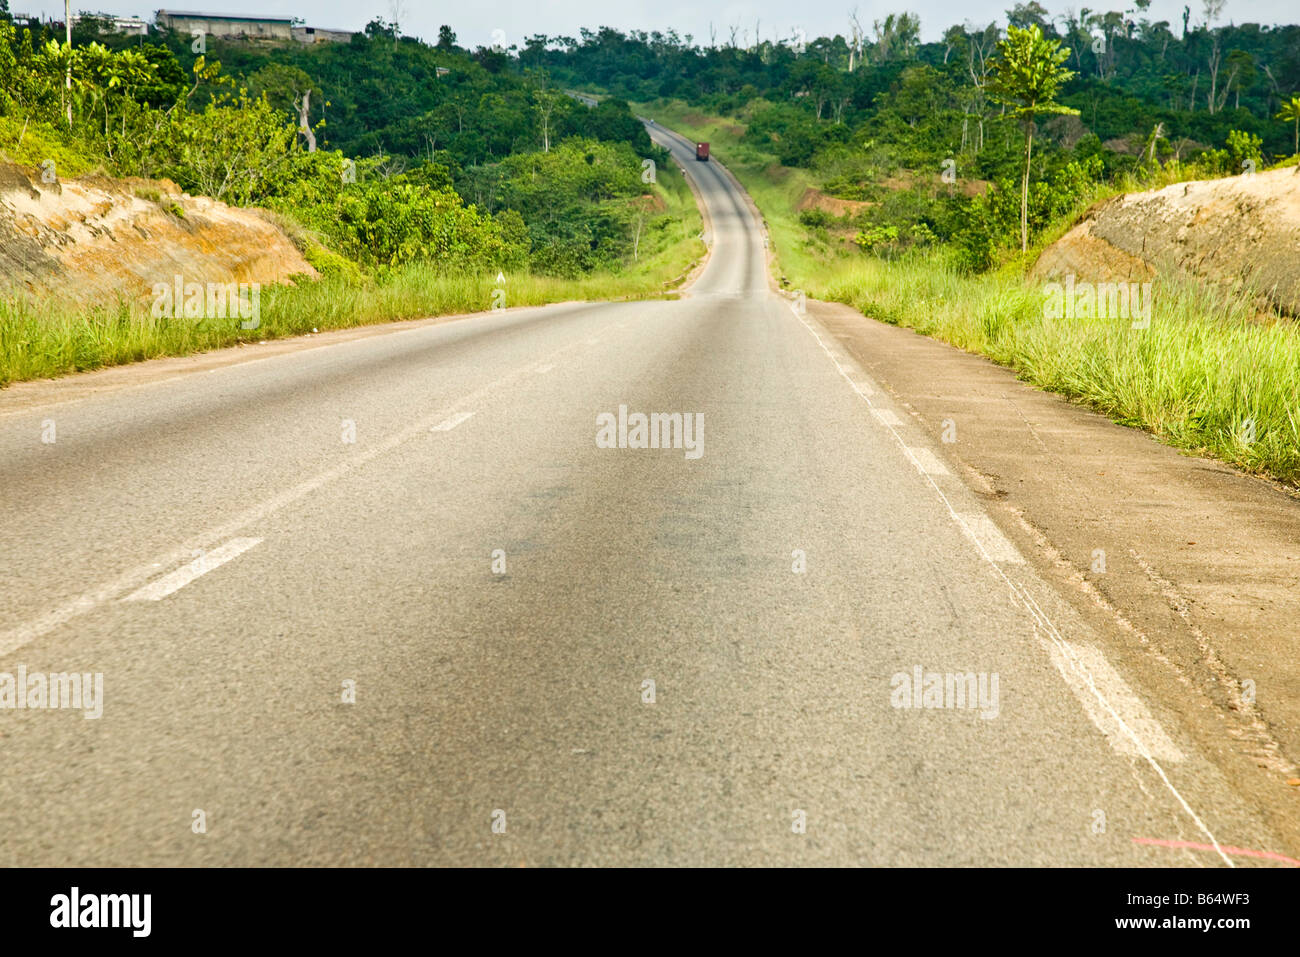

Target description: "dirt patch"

left=0, top=164, right=39, bottom=199
left=1033, top=218, right=1157, bottom=283
left=1034, top=166, right=1300, bottom=315
left=880, top=172, right=916, bottom=191
left=796, top=187, right=875, bottom=217
left=630, top=193, right=669, bottom=214
left=880, top=171, right=989, bottom=198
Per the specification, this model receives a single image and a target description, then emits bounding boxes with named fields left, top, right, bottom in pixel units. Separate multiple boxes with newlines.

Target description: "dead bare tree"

left=1215, top=61, right=1240, bottom=112
left=1207, top=40, right=1222, bottom=113
left=295, top=89, right=317, bottom=152
left=1262, top=63, right=1283, bottom=112
left=1146, top=121, right=1165, bottom=163
left=1203, top=0, right=1226, bottom=113
left=848, top=8, right=865, bottom=70
left=963, top=23, right=998, bottom=154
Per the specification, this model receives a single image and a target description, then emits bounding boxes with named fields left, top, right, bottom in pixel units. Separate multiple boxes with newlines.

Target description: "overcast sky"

left=18, top=0, right=1296, bottom=45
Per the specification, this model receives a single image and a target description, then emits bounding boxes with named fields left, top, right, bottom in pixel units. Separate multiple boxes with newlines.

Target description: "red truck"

left=695, top=141, right=710, bottom=162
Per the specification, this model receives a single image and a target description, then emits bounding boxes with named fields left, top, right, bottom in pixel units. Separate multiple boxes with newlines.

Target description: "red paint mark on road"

left=1133, top=837, right=1300, bottom=867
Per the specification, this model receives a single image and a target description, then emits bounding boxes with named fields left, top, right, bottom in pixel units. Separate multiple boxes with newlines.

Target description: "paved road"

left=0, top=124, right=1289, bottom=866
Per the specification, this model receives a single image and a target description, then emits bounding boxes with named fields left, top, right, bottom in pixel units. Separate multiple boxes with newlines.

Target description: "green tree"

left=987, top=24, right=1079, bottom=252
left=1226, top=128, right=1263, bottom=171
left=1276, top=94, right=1300, bottom=156
left=1006, top=3, right=1053, bottom=32
left=159, top=91, right=298, bottom=205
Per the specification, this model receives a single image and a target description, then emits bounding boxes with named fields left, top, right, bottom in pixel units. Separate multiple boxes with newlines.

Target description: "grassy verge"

left=639, top=98, right=1300, bottom=487
left=817, top=256, right=1300, bottom=484
left=0, top=161, right=703, bottom=387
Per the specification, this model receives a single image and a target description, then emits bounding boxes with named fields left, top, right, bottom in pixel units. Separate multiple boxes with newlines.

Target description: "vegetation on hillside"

left=514, top=8, right=1299, bottom=268
left=7, top=5, right=1295, bottom=281
left=433, top=2, right=1298, bottom=485
left=3, top=1, right=1300, bottom=495
left=0, top=14, right=704, bottom=383
left=0, top=15, right=682, bottom=283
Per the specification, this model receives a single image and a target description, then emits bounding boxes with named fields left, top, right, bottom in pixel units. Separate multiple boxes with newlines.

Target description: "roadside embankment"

left=1034, top=166, right=1300, bottom=316
left=0, top=161, right=705, bottom=387
left=0, top=162, right=316, bottom=302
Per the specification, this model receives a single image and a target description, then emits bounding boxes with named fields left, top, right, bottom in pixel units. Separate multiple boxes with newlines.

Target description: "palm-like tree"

left=987, top=25, right=1079, bottom=252
left=1276, top=94, right=1300, bottom=157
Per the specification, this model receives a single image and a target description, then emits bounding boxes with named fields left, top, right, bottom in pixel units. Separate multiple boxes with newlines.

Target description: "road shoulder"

left=810, top=297, right=1300, bottom=856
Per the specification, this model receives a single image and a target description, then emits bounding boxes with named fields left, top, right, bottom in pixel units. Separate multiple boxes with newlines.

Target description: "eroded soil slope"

left=1034, top=165, right=1300, bottom=314
left=0, top=163, right=316, bottom=303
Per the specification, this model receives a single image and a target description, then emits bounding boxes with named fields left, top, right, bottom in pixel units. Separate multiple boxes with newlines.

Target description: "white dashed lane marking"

left=906, top=447, right=950, bottom=476
left=430, top=411, right=475, bottom=432
left=955, top=512, right=1025, bottom=564
left=1043, top=638, right=1186, bottom=763
left=121, top=538, right=263, bottom=602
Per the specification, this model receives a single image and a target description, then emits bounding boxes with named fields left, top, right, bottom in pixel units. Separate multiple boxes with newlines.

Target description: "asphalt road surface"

left=0, top=123, right=1289, bottom=866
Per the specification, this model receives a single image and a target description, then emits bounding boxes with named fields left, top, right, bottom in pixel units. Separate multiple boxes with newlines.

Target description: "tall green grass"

left=814, top=255, right=1300, bottom=484
left=0, top=257, right=702, bottom=387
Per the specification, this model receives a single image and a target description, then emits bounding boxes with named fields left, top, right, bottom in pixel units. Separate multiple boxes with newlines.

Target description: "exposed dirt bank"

left=0, top=163, right=316, bottom=303
left=1034, top=166, right=1300, bottom=315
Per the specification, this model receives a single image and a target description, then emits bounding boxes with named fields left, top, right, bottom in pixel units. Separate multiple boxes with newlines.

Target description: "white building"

left=155, top=10, right=296, bottom=42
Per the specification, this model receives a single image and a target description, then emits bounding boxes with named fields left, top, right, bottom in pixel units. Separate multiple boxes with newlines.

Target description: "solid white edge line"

left=906, top=446, right=951, bottom=476
left=1043, top=638, right=1186, bottom=763
left=955, top=512, right=1025, bottom=564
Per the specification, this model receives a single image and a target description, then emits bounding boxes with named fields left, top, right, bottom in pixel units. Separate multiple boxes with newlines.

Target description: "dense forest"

left=0, top=13, right=667, bottom=278
left=522, top=4, right=1300, bottom=266
left=2, top=4, right=1298, bottom=274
